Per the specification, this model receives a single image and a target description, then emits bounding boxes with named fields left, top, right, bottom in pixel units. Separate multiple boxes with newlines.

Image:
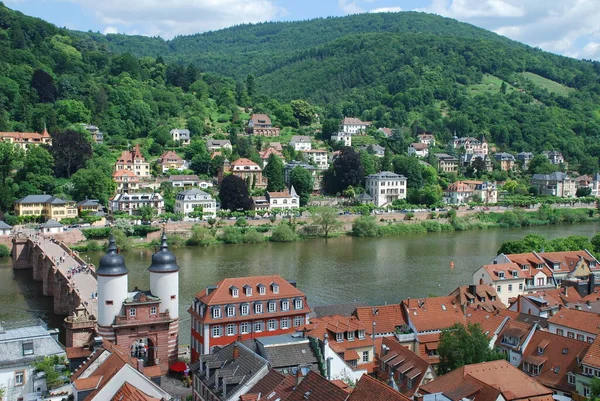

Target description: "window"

left=407, top=378, right=414, bottom=389
left=532, top=364, right=541, bottom=375
left=512, top=271, right=518, bottom=277
left=241, top=304, right=249, bottom=315
left=227, top=306, right=235, bottom=317
left=589, top=337, right=594, bottom=343
left=358, top=330, right=365, bottom=339
left=557, top=329, right=564, bottom=336
left=226, top=324, right=236, bottom=336
left=281, top=300, right=290, bottom=311
left=150, top=306, right=157, bottom=315
left=129, top=308, right=136, bottom=317
left=336, top=332, right=344, bottom=342
left=255, top=303, right=263, bottom=314
left=497, top=286, right=501, bottom=293
left=15, top=371, right=24, bottom=386
left=212, top=325, right=221, bottom=338
left=498, top=272, right=505, bottom=278
left=294, top=316, right=303, bottom=327
left=272, top=284, right=279, bottom=294
left=212, top=307, right=221, bottom=319
left=294, top=299, right=303, bottom=310
left=240, top=322, right=250, bottom=334
left=105, top=300, right=114, bottom=305
left=508, top=284, right=513, bottom=292
left=362, top=351, right=369, bottom=362
left=281, top=318, right=290, bottom=329
left=268, top=319, right=277, bottom=331
left=232, top=288, right=239, bottom=298
left=22, top=342, right=34, bottom=356
left=568, top=373, right=576, bottom=385
left=568, top=332, right=575, bottom=339
left=258, top=285, right=266, bottom=295
left=254, top=320, right=264, bottom=333
left=519, top=283, right=523, bottom=291
left=578, top=334, right=585, bottom=341
left=245, top=286, right=252, bottom=296
left=347, top=331, right=355, bottom=341
left=537, top=347, right=544, bottom=355
left=268, top=302, right=277, bottom=313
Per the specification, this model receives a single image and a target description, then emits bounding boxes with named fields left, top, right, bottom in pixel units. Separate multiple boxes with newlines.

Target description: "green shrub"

left=82, top=227, right=111, bottom=239
left=255, top=226, right=270, bottom=233
left=167, top=234, right=186, bottom=247
left=112, top=229, right=131, bottom=251
left=351, top=216, right=379, bottom=237
left=235, top=217, right=249, bottom=227
left=0, top=244, right=10, bottom=258
left=71, top=241, right=104, bottom=252
left=270, top=224, right=297, bottom=242
left=132, top=225, right=161, bottom=237
left=378, top=223, right=427, bottom=236
left=220, top=227, right=244, bottom=244
left=186, top=226, right=215, bottom=246
left=243, top=229, right=265, bottom=244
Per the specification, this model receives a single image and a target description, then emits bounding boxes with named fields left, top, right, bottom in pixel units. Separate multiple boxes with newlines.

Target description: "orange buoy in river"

left=450, top=261, right=455, bottom=270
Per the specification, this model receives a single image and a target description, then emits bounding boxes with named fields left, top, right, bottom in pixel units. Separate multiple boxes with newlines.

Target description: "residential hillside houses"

left=378, top=127, right=393, bottom=137
left=331, top=131, right=352, bottom=146
left=219, top=158, right=267, bottom=188
left=157, top=150, right=187, bottom=172
left=359, top=144, right=385, bottom=157
left=168, top=174, right=202, bottom=187
left=531, top=172, right=576, bottom=197
left=14, top=195, right=77, bottom=221
left=434, top=153, right=459, bottom=173
left=461, top=153, right=492, bottom=172
left=207, top=139, right=232, bottom=153
left=290, top=135, right=311, bottom=151
left=544, top=150, right=565, bottom=165
left=109, top=192, right=164, bottom=215
left=302, top=149, right=329, bottom=170
left=0, top=129, right=52, bottom=150
left=84, top=124, right=104, bottom=144
left=0, top=221, right=12, bottom=236
left=452, top=136, right=488, bottom=155
left=266, top=187, right=300, bottom=211
left=517, top=151, right=534, bottom=169
left=493, top=152, right=516, bottom=171
left=247, top=113, right=280, bottom=136
left=259, top=146, right=285, bottom=167
left=284, top=161, right=321, bottom=192
left=417, top=133, right=436, bottom=146
left=365, top=171, right=407, bottom=207
left=340, top=117, right=370, bottom=134
left=408, top=142, right=429, bottom=157
left=113, top=169, right=140, bottom=192
left=170, top=128, right=190, bottom=146
left=444, top=180, right=498, bottom=204
left=114, top=144, right=150, bottom=178
left=576, top=174, right=600, bottom=196
left=175, top=188, right=217, bottom=219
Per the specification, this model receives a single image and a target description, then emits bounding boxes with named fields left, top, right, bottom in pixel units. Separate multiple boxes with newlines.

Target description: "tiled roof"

left=341, top=117, right=369, bottom=126
left=73, top=376, right=102, bottom=391
left=313, top=302, right=368, bottom=318
left=466, top=309, right=508, bottom=339
left=379, top=337, right=432, bottom=398
left=290, top=135, right=311, bottom=142
left=259, top=147, right=284, bottom=160
left=286, top=371, right=349, bottom=401
left=267, top=188, right=295, bottom=198
left=250, top=113, right=272, bottom=125
left=495, top=320, right=533, bottom=349
left=583, top=335, right=600, bottom=368
left=419, top=360, right=554, bottom=401
left=110, top=382, right=161, bottom=401
left=481, top=262, right=550, bottom=280
left=538, top=250, right=599, bottom=273
left=417, top=333, right=441, bottom=364
left=231, top=157, right=261, bottom=168
left=348, top=373, right=411, bottom=401
left=449, top=285, right=504, bottom=312
left=520, top=331, right=590, bottom=392
left=353, top=304, right=406, bottom=335
left=158, top=150, right=183, bottom=163
left=548, top=307, right=600, bottom=335
left=0, top=220, right=12, bottom=229
left=207, top=139, right=231, bottom=147
left=446, top=181, right=472, bottom=193
left=410, top=143, right=428, bottom=150
left=113, top=170, right=138, bottom=178
left=169, top=175, right=199, bottom=181
left=304, top=315, right=366, bottom=336
left=402, top=296, right=466, bottom=332
left=245, top=369, right=286, bottom=398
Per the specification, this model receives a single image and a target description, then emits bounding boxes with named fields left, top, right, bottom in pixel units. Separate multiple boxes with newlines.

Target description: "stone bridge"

left=12, top=232, right=98, bottom=318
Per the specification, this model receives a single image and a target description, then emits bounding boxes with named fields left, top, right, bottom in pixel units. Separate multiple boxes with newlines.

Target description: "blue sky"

left=5, top=0, right=600, bottom=60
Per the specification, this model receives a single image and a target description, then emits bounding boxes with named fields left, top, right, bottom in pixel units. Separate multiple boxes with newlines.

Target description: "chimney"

left=295, top=366, right=304, bottom=387
left=136, top=359, right=144, bottom=373
left=469, top=284, right=477, bottom=297
left=232, top=343, right=239, bottom=360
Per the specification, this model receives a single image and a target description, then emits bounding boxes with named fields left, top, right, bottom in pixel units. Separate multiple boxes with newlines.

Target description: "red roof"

left=348, top=373, right=411, bottom=401
left=110, top=382, right=161, bottom=401
left=410, top=143, right=428, bottom=150
left=158, top=150, right=183, bottom=163
left=231, top=157, right=261, bottom=169
left=378, top=337, right=432, bottom=398
left=250, top=113, right=272, bottom=126
left=353, top=304, right=406, bottom=335
left=403, top=296, right=466, bottom=332
left=286, top=371, right=349, bottom=401
left=547, top=307, right=600, bottom=335
left=259, top=147, right=284, bottom=160
left=446, top=181, right=473, bottom=193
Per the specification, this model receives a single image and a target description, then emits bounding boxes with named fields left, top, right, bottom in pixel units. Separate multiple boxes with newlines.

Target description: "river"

left=2, top=222, right=600, bottom=338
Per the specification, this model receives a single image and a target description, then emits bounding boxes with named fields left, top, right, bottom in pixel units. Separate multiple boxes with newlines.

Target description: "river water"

left=2, top=223, right=600, bottom=338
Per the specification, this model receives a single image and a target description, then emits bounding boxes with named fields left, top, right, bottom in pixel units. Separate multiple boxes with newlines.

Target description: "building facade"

left=365, top=171, right=407, bottom=207
left=434, top=153, right=459, bottom=173
left=247, top=114, right=280, bottom=137
left=408, top=143, right=429, bottom=157
left=340, top=117, right=370, bottom=134
left=0, top=129, right=52, bottom=150
left=175, top=189, right=217, bottom=219
left=302, top=149, right=329, bottom=170
left=331, top=132, right=352, bottom=146
left=266, top=187, right=300, bottom=211
left=530, top=172, right=576, bottom=198
left=14, top=195, right=77, bottom=222
left=290, top=136, right=311, bottom=151
left=157, top=150, right=186, bottom=173
left=114, top=144, right=151, bottom=178
left=219, top=158, right=267, bottom=189
left=113, top=170, right=140, bottom=193
left=109, top=193, right=164, bottom=215
left=170, top=128, right=190, bottom=146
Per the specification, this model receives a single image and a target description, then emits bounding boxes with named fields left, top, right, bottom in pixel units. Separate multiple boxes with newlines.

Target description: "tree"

left=70, top=167, right=115, bottom=205
left=323, top=146, right=364, bottom=195
left=392, top=155, right=424, bottom=190
left=289, top=167, right=314, bottom=206
left=16, top=145, right=55, bottom=195
left=263, top=154, right=285, bottom=191
left=497, top=234, right=547, bottom=255
left=471, top=156, right=487, bottom=177
left=55, top=100, right=91, bottom=127
left=136, top=205, right=156, bottom=222
left=437, top=323, right=505, bottom=375
left=322, top=118, right=339, bottom=140
left=359, top=150, right=376, bottom=176
left=528, top=155, right=558, bottom=175
left=311, top=207, right=342, bottom=238
left=271, top=223, right=297, bottom=242
left=31, top=69, right=57, bottom=103
left=219, top=175, right=253, bottom=211
left=290, top=99, right=315, bottom=126
left=50, top=129, right=93, bottom=178
left=577, top=187, right=592, bottom=197
left=352, top=215, right=379, bottom=237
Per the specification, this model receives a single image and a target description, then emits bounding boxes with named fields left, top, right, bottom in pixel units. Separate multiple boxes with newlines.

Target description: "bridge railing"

left=56, top=241, right=97, bottom=279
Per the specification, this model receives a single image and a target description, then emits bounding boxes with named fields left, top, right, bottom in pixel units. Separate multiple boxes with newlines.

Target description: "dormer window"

left=230, top=286, right=239, bottom=298
left=241, top=303, right=249, bottom=315
left=537, top=346, right=545, bottom=355
left=281, top=300, right=289, bottom=311
left=538, top=264, right=544, bottom=269
left=521, top=264, right=529, bottom=270
left=294, top=298, right=303, bottom=310
left=258, top=284, right=266, bottom=295
left=271, top=283, right=279, bottom=294
left=336, top=332, right=343, bottom=342
left=512, top=271, right=518, bottom=278
left=553, top=263, right=559, bottom=270
left=226, top=305, right=236, bottom=317
left=212, top=307, right=221, bottom=319
left=244, top=285, right=252, bottom=296
left=497, top=271, right=505, bottom=279
left=358, top=330, right=365, bottom=339
left=22, top=342, right=34, bottom=356
left=347, top=331, right=355, bottom=341
left=268, top=301, right=277, bottom=313
left=255, top=302, right=263, bottom=314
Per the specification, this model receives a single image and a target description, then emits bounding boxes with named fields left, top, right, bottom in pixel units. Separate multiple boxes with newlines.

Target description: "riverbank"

left=70, top=207, right=600, bottom=251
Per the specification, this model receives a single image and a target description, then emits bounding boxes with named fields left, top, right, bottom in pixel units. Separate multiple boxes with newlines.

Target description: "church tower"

left=148, top=230, right=180, bottom=363
left=96, top=235, right=129, bottom=342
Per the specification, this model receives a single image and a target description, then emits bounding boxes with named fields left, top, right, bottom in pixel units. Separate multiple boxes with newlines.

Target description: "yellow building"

left=14, top=195, right=77, bottom=221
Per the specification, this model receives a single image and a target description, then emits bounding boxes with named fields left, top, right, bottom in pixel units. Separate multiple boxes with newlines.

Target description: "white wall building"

left=266, top=187, right=300, bottom=211
left=365, top=171, right=407, bottom=207
left=170, top=128, right=190, bottom=146
left=175, top=189, right=217, bottom=219
left=0, top=221, right=13, bottom=236
left=290, top=136, right=311, bottom=151
left=39, top=219, right=64, bottom=234
left=109, top=193, right=164, bottom=216
left=408, top=143, right=429, bottom=157
left=340, top=117, right=370, bottom=135
left=331, top=132, right=352, bottom=147
left=303, top=149, right=329, bottom=170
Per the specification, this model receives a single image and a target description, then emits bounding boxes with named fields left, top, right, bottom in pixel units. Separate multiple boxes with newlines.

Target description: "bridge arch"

left=43, top=264, right=55, bottom=297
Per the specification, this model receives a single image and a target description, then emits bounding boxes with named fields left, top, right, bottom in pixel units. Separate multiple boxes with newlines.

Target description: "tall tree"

left=263, top=154, right=285, bottom=191
left=528, top=155, right=558, bottom=175
left=392, top=155, right=423, bottom=190
left=31, top=69, right=57, bottom=103
left=311, top=207, right=342, bottom=238
left=323, top=146, right=364, bottom=195
left=219, top=175, right=253, bottom=211
left=289, top=167, right=313, bottom=206
left=70, top=167, right=115, bottom=205
left=290, top=99, right=315, bottom=126
left=50, top=129, right=93, bottom=178
left=16, top=145, right=55, bottom=196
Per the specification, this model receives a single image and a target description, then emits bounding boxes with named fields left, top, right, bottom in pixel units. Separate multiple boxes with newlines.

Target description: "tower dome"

left=148, top=232, right=180, bottom=273
left=96, top=235, right=129, bottom=276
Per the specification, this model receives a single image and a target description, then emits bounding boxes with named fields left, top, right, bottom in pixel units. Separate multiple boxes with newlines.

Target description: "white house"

left=109, top=193, right=165, bottom=216
left=39, top=219, right=64, bottom=234
left=175, top=188, right=217, bottom=219
left=266, top=187, right=300, bottom=211
left=408, top=143, right=429, bottom=158
left=365, top=171, right=407, bottom=207
left=0, top=221, right=12, bottom=236
left=170, top=128, right=190, bottom=146
left=206, top=139, right=233, bottom=153
left=290, top=136, right=311, bottom=151
left=302, top=149, right=329, bottom=170
left=168, top=174, right=201, bottom=187
left=417, top=134, right=436, bottom=146
left=547, top=308, right=600, bottom=343
left=340, top=117, right=370, bottom=135
left=331, top=132, right=352, bottom=146
left=0, top=320, right=65, bottom=401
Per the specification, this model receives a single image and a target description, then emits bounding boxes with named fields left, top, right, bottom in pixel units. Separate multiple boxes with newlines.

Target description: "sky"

left=5, top=0, right=600, bottom=60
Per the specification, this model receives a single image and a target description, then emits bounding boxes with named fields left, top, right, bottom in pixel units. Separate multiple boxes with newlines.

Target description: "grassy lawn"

left=351, top=136, right=379, bottom=146
left=467, top=74, right=514, bottom=96
left=520, top=72, right=575, bottom=96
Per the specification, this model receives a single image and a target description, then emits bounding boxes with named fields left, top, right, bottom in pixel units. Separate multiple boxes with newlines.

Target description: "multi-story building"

left=544, top=150, right=565, bottom=165
left=266, top=187, right=300, bottom=211
left=114, top=144, right=150, bottom=178
left=517, top=152, right=534, bottom=169
left=76, top=199, right=101, bottom=215
left=283, top=161, right=321, bottom=192
left=473, top=181, right=498, bottom=203
left=493, top=152, right=516, bottom=171
left=445, top=180, right=498, bottom=204
left=170, top=128, right=190, bottom=146
left=207, top=140, right=233, bottom=153
left=259, top=147, right=285, bottom=167
left=378, top=127, right=393, bottom=137
left=189, top=275, right=311, bottom=359
left=434, top=153, right=459, bottom=173
left=453, top=136, right=488, bottom=155
left=219, top=158, right=267, bottom=189
left=531, top=172, right=576, bottom=197
left=302, top=149, right=329, bottom=170
left=365, top=171, right=407, bottom=207
left=578, top=336, right=600, bottom=398
left=0, top=319, right=64, bottom=401
left=113, top=170, right=140, bottom=193
left=548, top=308, right=600, bottom=343
left=175, top=188, right=217, bottom=219
left=340, top=117, right=370, bottom=134
left=444, top=181, right=473, bottom=204
left=109, top=193, right=164, bottom=215
left=14, top=195, right=77, bottom=222
left=84, top=124, right=104, bottom=144
left=0, top=129, right=52, bottom=150
left=331, top=132, right=352, bottom=146
left=408, top=143, right=428, bottom=157
left=247, top=114, right=280, bottom=137
left=157, top=150, right=186, bottom=173
left=417, top=133, right=436, bottom=146
left=289, top=136, right=311, bottom=151
left=168, top=174, right=202, bottom=187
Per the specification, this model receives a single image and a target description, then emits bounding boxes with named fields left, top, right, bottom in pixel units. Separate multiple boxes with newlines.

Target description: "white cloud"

left=57, top=0, right=285, bottom=39
left=420, top=0, right=600, bottom=60
left=339, top=0, right=364, bottom=14
left=103, top=26, right=118, bottom=34
left=370, top=7, right=402, bottom=13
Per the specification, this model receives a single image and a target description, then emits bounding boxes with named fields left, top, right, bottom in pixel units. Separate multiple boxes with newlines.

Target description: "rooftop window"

left=22, top=342, right=34, bottom=356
